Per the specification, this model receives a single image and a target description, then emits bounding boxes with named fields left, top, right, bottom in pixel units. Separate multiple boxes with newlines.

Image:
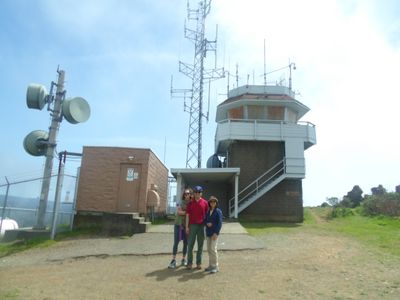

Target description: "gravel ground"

left=1, top=224, right=399, bottom=299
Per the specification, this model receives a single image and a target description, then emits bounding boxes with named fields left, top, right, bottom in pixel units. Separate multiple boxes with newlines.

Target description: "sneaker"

left=204, top=266, right=213, bottom=272
left=196, top=264, right=202, bottom=270
left=181, top=259, right=187, bottom=266
left=168, top=259, right=176, bottom=269
left=210, top=267, right=219, bottom=274
left=186, top=264, right=192, bottom=270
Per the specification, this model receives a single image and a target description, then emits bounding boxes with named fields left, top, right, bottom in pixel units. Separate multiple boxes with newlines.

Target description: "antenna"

left=206, top=80, right=211, bottom=122
left=236, top=63, right=239, bottom=87
left=171, top=0, right=224, bottom=168
left=163, top=136, right=167, bottom=164
left=288, top=60, right=296, bottom=91
left=263, top=39, right=267, bottom=85
left=24, top=68, right=90, bottom=229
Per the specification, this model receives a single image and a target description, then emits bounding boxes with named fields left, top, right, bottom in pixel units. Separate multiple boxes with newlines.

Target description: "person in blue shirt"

left=204, top=196, right=223, bottom=273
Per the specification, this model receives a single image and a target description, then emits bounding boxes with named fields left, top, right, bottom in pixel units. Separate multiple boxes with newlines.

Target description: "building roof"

left=170, top=168, right=240, bottom=184
left=216, top=85, right=310, bottom=122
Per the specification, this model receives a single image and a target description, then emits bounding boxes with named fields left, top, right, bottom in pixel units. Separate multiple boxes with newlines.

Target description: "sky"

left=0, top=0, right=399, bottom=207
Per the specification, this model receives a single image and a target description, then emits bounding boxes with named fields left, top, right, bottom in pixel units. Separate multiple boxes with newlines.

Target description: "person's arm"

left=177, top=205, right=186, bottom=216
left=215, top=209, right=222, bottom=235
left=185, top=202, right=190, bottom=234
left=185, top=213, right=190, bottom=234
left=211, top=209, right=222, bottom=240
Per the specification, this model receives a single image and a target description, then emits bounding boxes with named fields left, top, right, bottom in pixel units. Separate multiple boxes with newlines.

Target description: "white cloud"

left=209, top=0, right=400, bottom=205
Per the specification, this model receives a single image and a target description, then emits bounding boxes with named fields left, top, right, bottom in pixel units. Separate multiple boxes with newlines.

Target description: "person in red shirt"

left=185, top=185, right=209, bottom=270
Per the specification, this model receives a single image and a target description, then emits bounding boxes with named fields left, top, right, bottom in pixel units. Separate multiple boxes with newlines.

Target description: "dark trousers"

left=187, top=223, right=205, bottom=265
left=172, top=224, right=188, bottom=257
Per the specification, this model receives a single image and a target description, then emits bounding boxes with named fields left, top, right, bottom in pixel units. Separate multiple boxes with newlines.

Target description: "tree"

left=326, top=197, right=339, bottom=206
left=371, top=184, right=387, bottom=196
left=343, top=185, right=363, bottom=207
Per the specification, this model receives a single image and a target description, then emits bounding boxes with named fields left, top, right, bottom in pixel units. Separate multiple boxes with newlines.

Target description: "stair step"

left=102, top=212, right=149, bottom=235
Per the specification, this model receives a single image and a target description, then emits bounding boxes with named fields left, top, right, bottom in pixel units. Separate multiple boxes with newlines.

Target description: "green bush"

left=362, top=193, right=400, bottom=217
left=329, top=207, right=354, bottom=218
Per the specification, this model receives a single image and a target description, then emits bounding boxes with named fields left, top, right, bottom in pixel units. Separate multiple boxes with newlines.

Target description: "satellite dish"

left=206, top=154, right=222, bottom=168
left=23, top=130, right=49, bottom=156
left=62, top=97, right=91, bottom=124
left=26, top=84, right=48, bottom=110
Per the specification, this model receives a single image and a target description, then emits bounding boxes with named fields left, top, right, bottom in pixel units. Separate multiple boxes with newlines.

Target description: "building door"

left=117, top=164, right=141, bottom=212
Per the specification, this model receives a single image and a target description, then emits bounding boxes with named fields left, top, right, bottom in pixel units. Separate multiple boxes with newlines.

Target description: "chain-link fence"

left=1, top=170, right=180, bottom=239
left=0, top=173, right=78, bottom=238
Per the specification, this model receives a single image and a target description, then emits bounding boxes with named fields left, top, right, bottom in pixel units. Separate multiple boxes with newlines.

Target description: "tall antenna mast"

left=171, top=0, right=224, bottom=168
left=263, top=39, right=267, bottom=85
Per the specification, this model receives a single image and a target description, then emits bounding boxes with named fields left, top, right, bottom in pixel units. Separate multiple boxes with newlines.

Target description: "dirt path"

left=1, top=230, right=399, bottom=299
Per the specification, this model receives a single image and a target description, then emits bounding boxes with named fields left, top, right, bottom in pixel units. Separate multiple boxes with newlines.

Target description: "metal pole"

left=70, top=167, right=80, bottom=231
left=234, top=173, right=239, bottom=219
left=50, top=152, right=65, bottom=239
left=34, top=70, right=65, bottom=229
left=0, top=177, right=10, bottom=236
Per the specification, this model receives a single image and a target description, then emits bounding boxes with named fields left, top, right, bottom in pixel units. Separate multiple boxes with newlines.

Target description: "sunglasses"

left=184, top=192, right=192, bottom=195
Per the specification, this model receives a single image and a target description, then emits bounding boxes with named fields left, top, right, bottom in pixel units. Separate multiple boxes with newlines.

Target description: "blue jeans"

left=172, top=224, right=188, bottom=257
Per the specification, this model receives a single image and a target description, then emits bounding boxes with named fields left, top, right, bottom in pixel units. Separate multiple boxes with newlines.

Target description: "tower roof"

left=216, top=85, right=310, bottom=122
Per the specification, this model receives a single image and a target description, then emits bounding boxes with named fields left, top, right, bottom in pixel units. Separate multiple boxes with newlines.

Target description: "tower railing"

left=215, top=119, right=316, bottom=153
left=217, top=118, right=315, bottom=127
left=228, top=158, right=286, bottom=216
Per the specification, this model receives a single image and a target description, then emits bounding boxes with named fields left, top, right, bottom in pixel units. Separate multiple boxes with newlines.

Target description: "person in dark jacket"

left=204, top=196, right=223, bottom=273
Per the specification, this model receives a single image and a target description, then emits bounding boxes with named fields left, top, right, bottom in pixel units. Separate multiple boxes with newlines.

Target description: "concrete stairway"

left=102, top=212, right=151, bottom=236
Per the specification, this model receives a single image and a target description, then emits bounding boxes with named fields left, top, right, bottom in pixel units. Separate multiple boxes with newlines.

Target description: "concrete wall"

left=76, top=146, right=168, bottom=215
left=241, top=179, right=303, bottom=222
left=228, top=141, right=285, bottom=189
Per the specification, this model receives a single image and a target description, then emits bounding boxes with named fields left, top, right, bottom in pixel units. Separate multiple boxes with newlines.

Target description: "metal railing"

left=229, top=158, right=286, bottom=215
left=217, top=118, right=315, bottom=127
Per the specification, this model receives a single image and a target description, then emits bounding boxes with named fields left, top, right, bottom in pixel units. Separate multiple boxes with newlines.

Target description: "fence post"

left=0, top=177, right=11, bottom=237
left=50, top=153, right=65, bottom=239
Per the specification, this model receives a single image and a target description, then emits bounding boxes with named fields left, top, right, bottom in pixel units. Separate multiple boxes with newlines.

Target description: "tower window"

left=267, top=106, right=284, bottom=120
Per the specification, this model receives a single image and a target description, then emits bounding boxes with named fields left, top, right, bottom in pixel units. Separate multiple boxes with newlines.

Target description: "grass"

left=151, top=216, right=172, bottom=225
left=55, top=226, right=102, bottom=240
left=0, top=237, right=55, bottom=258
left=322, top=213, right=400, bottom=256
left=240, top=207, right=314, bottom=235
left=241, top=207, right=400, bottom=257
left=0, top=289, right=20, bottom=299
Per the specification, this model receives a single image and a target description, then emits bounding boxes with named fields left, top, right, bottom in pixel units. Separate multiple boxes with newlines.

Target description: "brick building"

left=75, top=146, right=168, bottom=220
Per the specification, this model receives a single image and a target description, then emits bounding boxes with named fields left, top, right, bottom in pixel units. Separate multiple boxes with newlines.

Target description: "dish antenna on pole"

left=24, top=67, right=90, bottom=230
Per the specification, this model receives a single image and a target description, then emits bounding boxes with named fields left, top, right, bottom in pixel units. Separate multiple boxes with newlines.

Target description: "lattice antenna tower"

left=171, top=0, right=224, bottom=168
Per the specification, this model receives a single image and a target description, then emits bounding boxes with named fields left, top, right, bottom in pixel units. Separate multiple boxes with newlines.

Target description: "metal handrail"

left=229, top=158, right=286, bottom=213
left=217, top=118, right=315, bottom=127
